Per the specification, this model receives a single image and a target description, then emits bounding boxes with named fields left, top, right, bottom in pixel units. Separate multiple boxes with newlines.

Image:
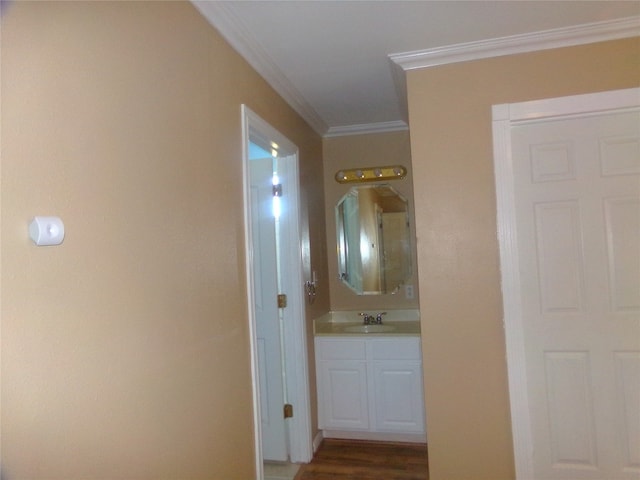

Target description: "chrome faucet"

left=359, top=312, right=374, bottom=325
left=359, top=312, right=387, bottom=325
left=375, top=312, right=387, bottom=324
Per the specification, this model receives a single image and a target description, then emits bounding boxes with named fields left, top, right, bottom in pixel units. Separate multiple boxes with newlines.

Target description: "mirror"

left=336, top=185, right=412, bottom=295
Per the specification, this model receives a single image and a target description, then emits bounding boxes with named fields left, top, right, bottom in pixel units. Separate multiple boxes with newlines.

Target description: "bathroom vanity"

left=314, top=311, right=426, bottom=443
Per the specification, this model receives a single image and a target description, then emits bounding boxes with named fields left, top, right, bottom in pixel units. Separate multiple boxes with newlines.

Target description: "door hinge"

left=284, top=403, right=293, bottom=418
left=272, top=183, right=283, bottom=197
left=277, top=294, right=287, bottom=308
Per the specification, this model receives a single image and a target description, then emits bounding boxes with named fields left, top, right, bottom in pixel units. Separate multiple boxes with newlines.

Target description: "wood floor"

left=294, top=439, right=429, bottom=480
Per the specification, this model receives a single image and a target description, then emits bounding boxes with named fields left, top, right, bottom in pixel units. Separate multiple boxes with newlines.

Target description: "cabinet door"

left=318, top=360, right=369, bottom=430
left=371, top=361, right=425, bottom=433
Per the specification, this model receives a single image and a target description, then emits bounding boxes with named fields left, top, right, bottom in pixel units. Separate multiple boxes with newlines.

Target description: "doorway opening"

left=241, top=105, right=313, bottom=479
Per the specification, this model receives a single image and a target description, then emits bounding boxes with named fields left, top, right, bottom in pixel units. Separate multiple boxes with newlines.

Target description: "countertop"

left=313, top=310, right=421, bottom=336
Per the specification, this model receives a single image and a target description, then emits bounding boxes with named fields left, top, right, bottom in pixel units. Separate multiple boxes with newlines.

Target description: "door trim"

left=492, top=87, right=640, bottom=479
left=241, top=105, right=313, bottom=478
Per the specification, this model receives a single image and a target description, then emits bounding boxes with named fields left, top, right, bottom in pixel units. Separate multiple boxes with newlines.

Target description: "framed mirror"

left=336, top=184, right=412, bottom=295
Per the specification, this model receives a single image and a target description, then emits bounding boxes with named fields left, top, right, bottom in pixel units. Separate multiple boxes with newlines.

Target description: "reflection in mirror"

left=336, top=185, right=412, bottom=295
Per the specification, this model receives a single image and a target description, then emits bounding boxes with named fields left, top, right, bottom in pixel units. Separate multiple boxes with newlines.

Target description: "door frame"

left=492, top=87, right=640, bottom=479
left=241, top=105, right=313, bottom=478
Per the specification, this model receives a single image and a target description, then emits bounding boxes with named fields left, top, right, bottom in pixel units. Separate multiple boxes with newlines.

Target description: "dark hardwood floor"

left=294, top=439, right=429, bottom=480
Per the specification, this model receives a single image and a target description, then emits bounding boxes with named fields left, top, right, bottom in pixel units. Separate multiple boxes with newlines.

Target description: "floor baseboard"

left=312, top=431, right=323, bottom=453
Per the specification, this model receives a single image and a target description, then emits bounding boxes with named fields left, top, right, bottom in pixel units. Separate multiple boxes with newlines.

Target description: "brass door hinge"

left=277, top=294, right=287, bottom=308
left=284, top=403, right=293, bottom=418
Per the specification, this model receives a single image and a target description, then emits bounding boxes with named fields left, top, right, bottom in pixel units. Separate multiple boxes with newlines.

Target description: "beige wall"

left=0, top=1, right=326, bottom=478
left=407, top=37, right=640, bottom=480
left=323, top=131, right=420, bottom=312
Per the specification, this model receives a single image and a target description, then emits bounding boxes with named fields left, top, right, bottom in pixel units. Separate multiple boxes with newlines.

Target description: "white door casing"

left=493, top=88, right=640, bottom=479
left=242, top=106, right=313, bottom=478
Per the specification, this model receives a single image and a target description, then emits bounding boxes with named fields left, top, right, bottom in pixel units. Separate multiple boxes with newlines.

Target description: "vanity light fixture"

left=335, top=165, right=407, bottom=184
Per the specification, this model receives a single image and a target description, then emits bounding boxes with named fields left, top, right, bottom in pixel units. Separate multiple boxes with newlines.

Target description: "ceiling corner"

left=191, top=0, right=328, bottom=136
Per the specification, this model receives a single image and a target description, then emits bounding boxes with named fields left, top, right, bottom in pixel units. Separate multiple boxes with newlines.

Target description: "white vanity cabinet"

left=315, top=336, right=426, bottom=442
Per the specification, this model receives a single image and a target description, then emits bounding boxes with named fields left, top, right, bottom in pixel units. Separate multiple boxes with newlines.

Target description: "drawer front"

left=316, top=338, right=367, bottom=360
left=369, top=338, right=421, bottom=360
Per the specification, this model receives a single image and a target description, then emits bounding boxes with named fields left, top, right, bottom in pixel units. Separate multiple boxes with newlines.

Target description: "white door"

left=249, top=156, right=287, bottom=462
left=243, top=106, right=313, bottom=476
left=494, top=89, right=640, bottom=480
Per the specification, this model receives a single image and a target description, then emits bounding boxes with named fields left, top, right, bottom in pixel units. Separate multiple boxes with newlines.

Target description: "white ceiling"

left=193, top=1, right=639, bottom=136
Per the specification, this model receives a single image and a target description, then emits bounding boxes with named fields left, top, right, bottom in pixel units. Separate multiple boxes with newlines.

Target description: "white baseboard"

left=312, top=430, right=324, bottom=452
left=322, top=429, right=427, bottom=444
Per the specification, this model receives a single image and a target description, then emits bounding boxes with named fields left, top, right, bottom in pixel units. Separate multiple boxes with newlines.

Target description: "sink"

left=343, top=324, right=397, bottom=334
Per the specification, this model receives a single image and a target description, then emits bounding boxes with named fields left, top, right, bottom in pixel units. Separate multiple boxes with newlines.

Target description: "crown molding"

left=325, top=120, right=409, bottom=138
left=390, top=16, right=640, bottom=71
left=192, top=3, right=638, bottom=137
left=192, top=1, right=328, bottom=136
